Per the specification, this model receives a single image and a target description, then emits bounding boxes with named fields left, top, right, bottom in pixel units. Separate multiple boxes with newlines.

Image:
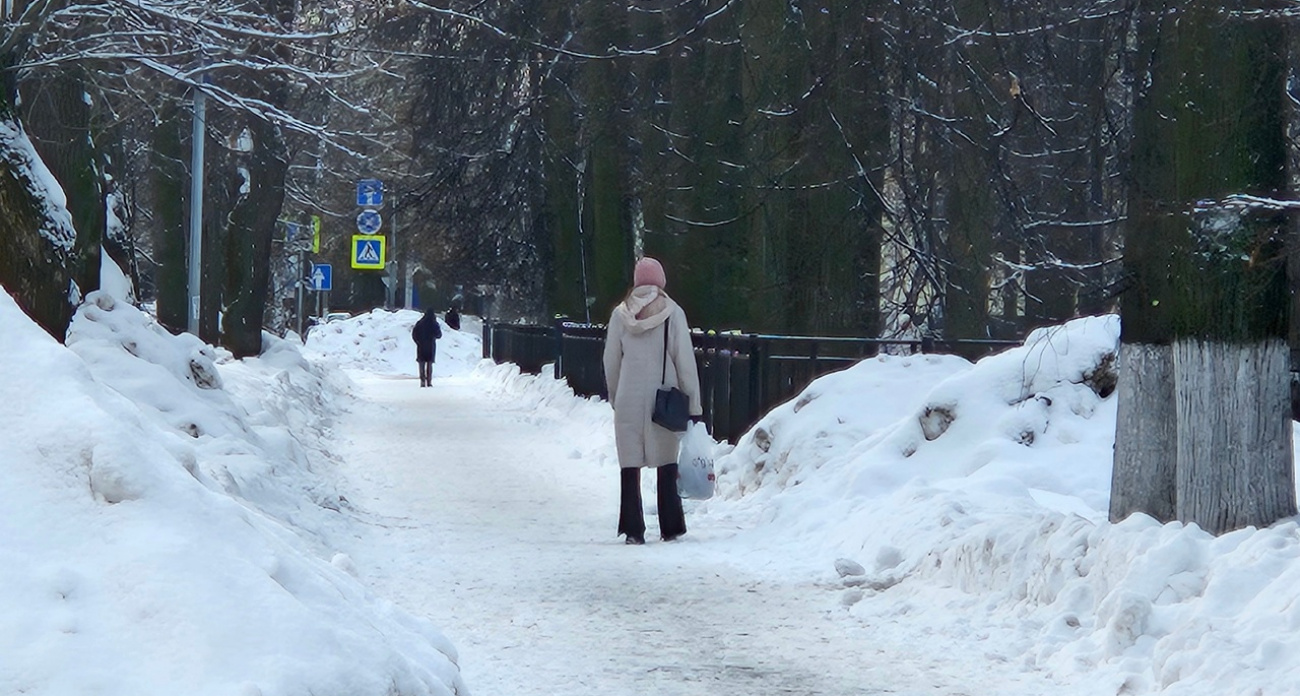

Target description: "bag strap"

left=661, top=315, right=670, bottom=386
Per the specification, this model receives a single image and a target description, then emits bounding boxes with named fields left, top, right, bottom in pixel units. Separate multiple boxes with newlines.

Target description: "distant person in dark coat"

left=411, top=308, right=442, bottom=387
left=445, top=307, right=461, bottom=331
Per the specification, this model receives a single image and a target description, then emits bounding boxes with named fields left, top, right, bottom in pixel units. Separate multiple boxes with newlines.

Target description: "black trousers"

left=618, top=464, right=687, bottom=541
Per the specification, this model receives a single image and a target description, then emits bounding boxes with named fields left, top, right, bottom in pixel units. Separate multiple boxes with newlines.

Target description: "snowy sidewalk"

left=331, top=372, right=1066, bottom=696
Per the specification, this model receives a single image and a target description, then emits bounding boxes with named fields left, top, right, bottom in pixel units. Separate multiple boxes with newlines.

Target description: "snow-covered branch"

left=402, top=0, right=740, bottom=59
left=7, top=0, right=378, bottom=144
left=1197, top=193, right=1300, bottom=213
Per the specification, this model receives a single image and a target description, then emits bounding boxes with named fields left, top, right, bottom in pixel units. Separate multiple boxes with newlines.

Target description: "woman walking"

left=602, top=257, right=702, bottom=545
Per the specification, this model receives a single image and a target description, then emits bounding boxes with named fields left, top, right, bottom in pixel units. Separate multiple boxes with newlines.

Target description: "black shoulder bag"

left=651, top=316, right=690, bottom=432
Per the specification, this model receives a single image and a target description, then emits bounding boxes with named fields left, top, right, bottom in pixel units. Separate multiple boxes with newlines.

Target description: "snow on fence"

left=483, top=320, right=1018, bottom=444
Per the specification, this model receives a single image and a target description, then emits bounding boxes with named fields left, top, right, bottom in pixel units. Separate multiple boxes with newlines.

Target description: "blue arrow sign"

left=357, top=179, right=384, bottom=207
left=356, top=209, right=382, bottom=234
left=310, top=263, right=332, bottom=291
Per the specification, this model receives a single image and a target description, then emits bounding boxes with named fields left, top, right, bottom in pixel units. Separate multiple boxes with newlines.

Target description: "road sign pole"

left=295, top=250, right=305, bottom=336
left=404, top=263, right=415, bottom=309
left=186, top=85, right=206, bottom=336
left=385, top=267, right=395, bottom=310
left=392, top=187, right=400, bottom=308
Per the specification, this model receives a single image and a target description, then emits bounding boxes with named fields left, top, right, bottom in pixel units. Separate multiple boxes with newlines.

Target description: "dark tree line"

left=375, top=0, right=1133, bottom=339
left=4, top=0, right=1299, bottom=533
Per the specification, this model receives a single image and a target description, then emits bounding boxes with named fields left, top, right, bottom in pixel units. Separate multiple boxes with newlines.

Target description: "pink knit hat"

left=633, top=257, right=666, bottom=289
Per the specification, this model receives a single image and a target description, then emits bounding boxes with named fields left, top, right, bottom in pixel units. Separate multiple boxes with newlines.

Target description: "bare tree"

left=1, top=0, right=374, bottom=346
left=878, top=0, right=1131, bottom=345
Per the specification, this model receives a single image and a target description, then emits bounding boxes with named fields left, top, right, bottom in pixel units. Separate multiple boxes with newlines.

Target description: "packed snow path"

left=333, top=373, right=1066, bottom=696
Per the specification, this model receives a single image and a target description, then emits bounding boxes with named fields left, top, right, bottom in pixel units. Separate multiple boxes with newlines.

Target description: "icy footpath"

left=330, top=363, right=1074, bottom=696
left=0, top=289, right=467, bottom=696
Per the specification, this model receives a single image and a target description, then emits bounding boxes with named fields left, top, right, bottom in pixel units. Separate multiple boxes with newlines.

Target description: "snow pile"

left=718, top=351, right=973, bottom=498
left=99, top=250, right=135, bottom=305
left=0, top=290, right=467, bottom=696
left=305, top=308, right=481, bottom=378
left=719, top=315, right=1118, bottom=509
left=707, top=314, right=1300, bottom=695
left=472, top=360, right=618, bottom=468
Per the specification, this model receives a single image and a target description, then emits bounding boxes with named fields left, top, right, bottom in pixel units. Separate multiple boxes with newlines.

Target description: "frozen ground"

left=9, top=288, right=1300, bottom=695
left=319, top=311, right=1300, bottom=696
left=331, top=372, right=1071, bottom=696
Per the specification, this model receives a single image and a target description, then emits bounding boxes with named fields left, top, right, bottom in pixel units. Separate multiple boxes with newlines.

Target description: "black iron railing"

left=483, top=320, right=1018, bottom=444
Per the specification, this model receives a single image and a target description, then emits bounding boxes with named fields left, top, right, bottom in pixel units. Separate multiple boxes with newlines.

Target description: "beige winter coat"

left=603, top=286, right=702, bottom=469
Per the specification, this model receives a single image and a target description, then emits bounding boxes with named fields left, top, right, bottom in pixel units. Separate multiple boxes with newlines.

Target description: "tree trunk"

left=538, top=44, right=585, bottom=319
left=1287, top=23, right=1300, bottom=419
left=939, top=0, right=997, bottom=342
left=20, top=68, right=103, bottom=304
left=1110, top=342, right=1177, bottom=523
left=0, top=115, right=76, bottom=339
left=1114, top=0, right=1293, bottom=533
left=1173, top=339, right=1295, bottom=534
left=151, top=104, right=188, bottom=333
left=221, top=117, right=288, bottom=357
left=940, top=114, right=995, bottom=343
left=0, top=47, right=78, bottom=339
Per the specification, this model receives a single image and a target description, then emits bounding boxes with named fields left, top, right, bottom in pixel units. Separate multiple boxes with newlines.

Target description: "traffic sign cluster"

left=352, top=178, right=387, bottom=269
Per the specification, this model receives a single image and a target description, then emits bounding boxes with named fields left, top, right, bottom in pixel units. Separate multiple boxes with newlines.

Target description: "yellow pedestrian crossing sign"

left=351, top=235, right=386, bottom=269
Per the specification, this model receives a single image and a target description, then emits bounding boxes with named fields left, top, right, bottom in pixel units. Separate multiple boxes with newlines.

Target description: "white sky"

left=4, top=283, right=1300, bottom=695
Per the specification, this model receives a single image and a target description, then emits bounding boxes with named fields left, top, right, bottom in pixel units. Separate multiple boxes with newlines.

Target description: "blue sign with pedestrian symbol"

left=356, top=209, right=382, bottom=234
left=351, top=235, right=386, bottom=269
left=357, top=179, right=384, bottom=207
left=310, top=263, right=332, bottom=291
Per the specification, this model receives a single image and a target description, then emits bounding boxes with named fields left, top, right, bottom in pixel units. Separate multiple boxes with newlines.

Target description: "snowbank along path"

left=333, top=372, right=1067, bottom=696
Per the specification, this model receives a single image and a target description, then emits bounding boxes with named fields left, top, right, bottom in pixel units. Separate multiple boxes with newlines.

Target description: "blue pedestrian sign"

left=310, top=263, right=332, bottom=291
left=356, top=209, right=382, bottom=234
left=357, top=179, right=384, bottom=207
left=351, top=235, right=386, bottom=270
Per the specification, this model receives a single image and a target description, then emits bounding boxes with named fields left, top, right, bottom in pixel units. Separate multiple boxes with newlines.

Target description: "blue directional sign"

left=357, top=179, right=384, bottom=207
left=310, top=263, right=332, bottom=291
left=356, top=209, right=382, bottom=234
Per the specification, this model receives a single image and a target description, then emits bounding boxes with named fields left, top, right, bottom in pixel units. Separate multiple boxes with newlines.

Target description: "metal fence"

left=483, top=320, right=1019, bottom=444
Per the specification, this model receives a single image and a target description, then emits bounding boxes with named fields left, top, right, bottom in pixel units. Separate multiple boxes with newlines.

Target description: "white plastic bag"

left=677, top=421, right=716, bottom=500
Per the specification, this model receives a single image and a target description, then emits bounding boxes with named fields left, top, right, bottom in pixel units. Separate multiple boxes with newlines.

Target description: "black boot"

left=657, top=463, right=687, bottom=541
left=618, top=467, right=646, bottom=544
